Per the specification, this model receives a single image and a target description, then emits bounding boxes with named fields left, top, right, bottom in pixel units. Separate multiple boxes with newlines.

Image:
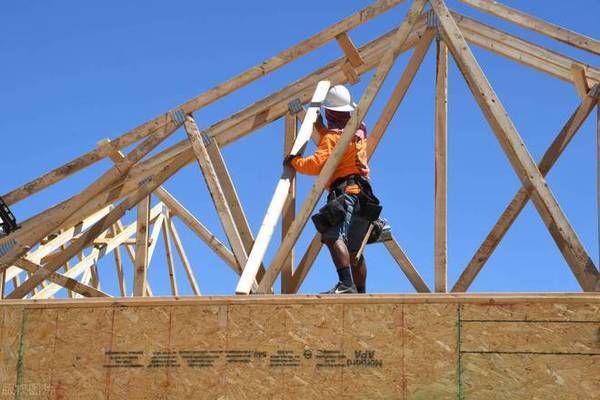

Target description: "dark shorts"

left=321, top=193, right=370, bottom=253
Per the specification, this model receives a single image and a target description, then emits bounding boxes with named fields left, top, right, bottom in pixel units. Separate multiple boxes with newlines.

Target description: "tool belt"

left=311, top=174, right=382, bottom=234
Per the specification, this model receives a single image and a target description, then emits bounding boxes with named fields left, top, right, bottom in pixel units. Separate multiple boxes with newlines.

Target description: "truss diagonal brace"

left=452, top=86, right=600, bottom=292
left=430, top=0, right=599, bottom=291
left=184, top=116, right=260, bottom=292
left=6, top=154, right=188, bottom=299
left=15, top=258, right=109, bottom=298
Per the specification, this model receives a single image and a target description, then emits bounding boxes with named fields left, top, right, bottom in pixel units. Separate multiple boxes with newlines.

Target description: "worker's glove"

left=283, top=154, right=298, bottom=168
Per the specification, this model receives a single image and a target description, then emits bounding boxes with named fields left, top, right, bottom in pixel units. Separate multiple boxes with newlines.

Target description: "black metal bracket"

left=170, top=109, right=187, bottom=126
left=288, top=98, right=304, bottom=114
left=0, top=196, right=19, bottom=237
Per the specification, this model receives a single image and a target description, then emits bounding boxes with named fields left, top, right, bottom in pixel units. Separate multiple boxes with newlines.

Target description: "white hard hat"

left=322, top=85, right=356, bottom=112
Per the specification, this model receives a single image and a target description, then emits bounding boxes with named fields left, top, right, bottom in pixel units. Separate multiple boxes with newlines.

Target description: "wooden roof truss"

left=0, top=0, right=599, bottom=298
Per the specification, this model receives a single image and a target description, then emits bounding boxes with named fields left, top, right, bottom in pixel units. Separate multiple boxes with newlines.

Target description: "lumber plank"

left=570, top=63, right=590, bottom=99
left=281, top=114, right=297, bottom=293
left=335, top=32, right=365, bottom=67
left=288, top=30, right=435, bottom=294
left=5, top=154, right=189, bottom=299
left=4, top=206, right=111, bottom=282
left=454, top=13, right=600, bottom=85
left=434, top=37, right=448, bottom=293
left=384, top=236, right=430, bottom=293
left=101, top=141, right=239, bottom=275
left=368, top=29, right=435, bottom=157
left=0, top=123, right=177, bottom=273
left=1, top=0, right=407, bottom=207
left=14, top=258, right=108, bottom=298
left=155, top=188, right=238, bottom=273
left=167, top=216, right=201, bottom=296
left=146, top=213, right=165, bottom=266
left=32, top=205, right=162, bottom=299
left=1, top=15, right=425, bottom=294
left=255, top=0, right=429, bottom=293
left=340, top=61, right=360, bottom=85
left=184, top=116, right=250, bottom=274
left=430, top=0, right=600, bottom=291
left=112, top=228, right=127, bottom=297
left=101, top=20, right=427, bottom=200
left=133, top=197, right=150, bottom=296
left=204, top=140, right=266, bottom=279
left=1, top=293, right=598, bottom=308
left=459, top=0, right=600, bottom=56
left=235, top=81, right=332, bottom=295
left=161, top=212, right=179, bottom=296
left=452, top=87, right=600, bottom=292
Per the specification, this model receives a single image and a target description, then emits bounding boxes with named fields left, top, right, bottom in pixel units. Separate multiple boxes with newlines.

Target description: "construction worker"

left=284, top=85, right=381, bottom=294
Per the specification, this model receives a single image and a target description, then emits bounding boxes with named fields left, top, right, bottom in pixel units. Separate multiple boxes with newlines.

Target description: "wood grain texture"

left=2, top=295, right=596, bottom=398
left=431, top=0, right=600, bottom=291
left=236, top=81, right=331, bottom=294
left=459, top=0, right=600, bottom=55
left=453, top=88, right=599, bottom=292
left=1, top=0, right=407, bottom=207
left=256, top=0, right=429, bottom=293
left=434, top=37, right=448, bottom=293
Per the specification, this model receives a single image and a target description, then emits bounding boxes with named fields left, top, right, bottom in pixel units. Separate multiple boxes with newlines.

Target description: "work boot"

left=322, top=281, right=358, bottom=294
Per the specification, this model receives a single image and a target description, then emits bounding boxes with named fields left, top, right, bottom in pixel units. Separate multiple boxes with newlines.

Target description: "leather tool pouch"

left=355, top=177, right=382, bottom=222
left=311, top=194, right=347, bottom=233
left=361, top=199, right=382, bottom=222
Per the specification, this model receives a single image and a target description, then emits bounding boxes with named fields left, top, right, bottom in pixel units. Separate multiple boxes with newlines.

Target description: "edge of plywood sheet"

left=0, top=293, right=598, bottom=309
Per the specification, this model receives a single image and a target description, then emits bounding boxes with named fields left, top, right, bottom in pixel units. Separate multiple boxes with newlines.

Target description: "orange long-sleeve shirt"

left=291, top=122, right=369, bottom=190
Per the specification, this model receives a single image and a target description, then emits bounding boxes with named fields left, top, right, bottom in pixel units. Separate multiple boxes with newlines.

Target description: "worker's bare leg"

left=322, top=238, right=356, bottom=292
left=324, top=238, right=351, bottom=268
left=350, top=254, right=367, bottom=293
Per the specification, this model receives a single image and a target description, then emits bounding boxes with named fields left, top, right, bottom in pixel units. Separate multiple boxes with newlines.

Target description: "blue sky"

left=1, top=0, right=599, bottom=296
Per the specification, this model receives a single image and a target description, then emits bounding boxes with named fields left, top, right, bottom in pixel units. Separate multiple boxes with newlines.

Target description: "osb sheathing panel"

left=0, top=307, right=22, bottom=397
left=404, top=303, right=457, bottom=398
left=0, top=296, right=597, bottom=399
left=167, top=305, right=227, bottom=399
left=462, top=354, right=599, bottom=400
left=52, top=307, right=113, bottom=400
left=462, top=321, right=599, bottom=354
left=108, top=306, right=171, bottom=400
left=461, top=301, right=600, bottom=321
left=20, top=308, right=57, bottom=399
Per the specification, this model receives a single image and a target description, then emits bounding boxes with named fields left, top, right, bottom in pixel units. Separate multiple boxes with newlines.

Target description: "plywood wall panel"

left=342, top=304, right=403, bottom=399
left=462, top=353, right=600, bottom=400
left=51, top=307, right=113, bottom=400
left=20, top=308, right=57, bottom=399
left=225, top=305, right=289, bottom=399
left=0, top=295, right=597, bottom=399
left=281, top=304, right=344, bottom=399
left=461, top=302, right=600, bottom=321
left=167, top=305, right=227, bottom=399
left=0, top=307, right=22, bottom=397
left=107, top=306, right=171, bottom=400
left=462, top=321, right=600, bottom=354
left=404, top=303, right=458, bottom=399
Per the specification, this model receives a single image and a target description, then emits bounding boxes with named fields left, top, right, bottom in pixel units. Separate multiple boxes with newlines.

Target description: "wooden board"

left=0, top=294, right=597, bottom=399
